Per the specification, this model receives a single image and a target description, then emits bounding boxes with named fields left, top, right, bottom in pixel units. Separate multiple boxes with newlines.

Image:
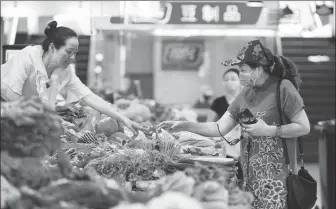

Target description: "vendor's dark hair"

left=42, top=21, right=78, bottom=52
left=222, top=68, right=239, bottom=78
left=246, top=50, right=302, bottom=90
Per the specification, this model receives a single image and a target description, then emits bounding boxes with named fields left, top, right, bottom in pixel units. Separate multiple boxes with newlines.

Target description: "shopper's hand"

left=157, top=120, right=187, bottom=133
left=242, top=118, right=272, bottom=137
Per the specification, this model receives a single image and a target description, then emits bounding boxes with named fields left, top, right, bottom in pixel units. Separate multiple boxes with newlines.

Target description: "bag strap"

left=277, top=80, right=305, bottom=169
left=276, top=80, right=290, bottom=166
left=298, top=136, right=304, bottom=168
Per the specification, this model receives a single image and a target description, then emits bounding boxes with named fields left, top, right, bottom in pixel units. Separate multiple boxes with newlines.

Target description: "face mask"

left=225, top=81, right=240, bottom=93
left=239, top=68, right=262, bottom=87
left=203, top=95, right=211, bottom=101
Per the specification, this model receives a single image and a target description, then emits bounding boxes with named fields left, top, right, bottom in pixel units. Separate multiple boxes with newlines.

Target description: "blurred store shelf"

left=281, top=37, right=335, bottom=163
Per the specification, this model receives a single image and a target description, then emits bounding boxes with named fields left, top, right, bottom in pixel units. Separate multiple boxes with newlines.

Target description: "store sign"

left=112, top=2, right=263, bottom=25
left=161, top=40, right=204, bottom=71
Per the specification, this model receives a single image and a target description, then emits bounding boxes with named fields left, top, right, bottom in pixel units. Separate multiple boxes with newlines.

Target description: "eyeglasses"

left=216, top=123, right=243, bottom=146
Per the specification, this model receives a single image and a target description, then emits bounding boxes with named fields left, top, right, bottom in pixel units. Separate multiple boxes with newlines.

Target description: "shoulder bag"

left=276, top=80, right=317, bottom=209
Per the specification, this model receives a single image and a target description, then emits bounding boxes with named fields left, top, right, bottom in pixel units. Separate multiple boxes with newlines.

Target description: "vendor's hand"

left=157, top=120, right=187, bottom=133
left=241, top=118, right=272, bottom=137
left=120, top=117, right=150, bottom=137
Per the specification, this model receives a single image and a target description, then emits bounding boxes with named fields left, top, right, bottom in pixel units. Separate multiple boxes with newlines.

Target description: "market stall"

left=1, top=96, right=253, bottom=209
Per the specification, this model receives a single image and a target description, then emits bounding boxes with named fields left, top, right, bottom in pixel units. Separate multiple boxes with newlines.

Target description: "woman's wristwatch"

left=275, top=125, right=282, bottom=137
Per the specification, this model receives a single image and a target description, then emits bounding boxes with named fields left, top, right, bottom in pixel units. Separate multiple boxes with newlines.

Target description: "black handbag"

left=276, top=80, right=317, bottom=209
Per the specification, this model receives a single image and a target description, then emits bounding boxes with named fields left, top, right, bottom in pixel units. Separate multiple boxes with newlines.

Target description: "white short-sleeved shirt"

left=1, top=45, right=92, bottom=104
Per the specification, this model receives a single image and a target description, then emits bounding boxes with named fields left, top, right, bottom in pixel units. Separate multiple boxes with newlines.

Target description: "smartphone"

left=238, top=108, right=257, bottom=125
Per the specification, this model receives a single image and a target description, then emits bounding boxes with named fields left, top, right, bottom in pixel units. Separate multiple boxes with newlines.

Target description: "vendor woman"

left=1, top=21, right=147, bottom=135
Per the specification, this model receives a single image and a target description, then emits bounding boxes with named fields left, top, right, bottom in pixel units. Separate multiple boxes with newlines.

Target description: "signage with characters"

left=112, top=2, right=265, bottom=25
left=168, top=2, right=260, bottom=25
left=161, top=40, right=204, bottom=71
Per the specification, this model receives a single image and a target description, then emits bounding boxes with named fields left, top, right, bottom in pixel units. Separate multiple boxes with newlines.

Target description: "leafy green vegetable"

left=85, top=149, right=174, bottom=184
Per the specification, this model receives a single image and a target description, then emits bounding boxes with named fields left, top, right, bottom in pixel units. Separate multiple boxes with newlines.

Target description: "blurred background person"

left=114, top=75, right=138, bottom=101
left=207, top=68, right=241, bottom=122
left=99, top=83, right=115, bottom=104
left=193, top=85, right=214, bottom=109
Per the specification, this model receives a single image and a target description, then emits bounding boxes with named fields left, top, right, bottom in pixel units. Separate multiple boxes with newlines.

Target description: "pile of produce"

left=111, top=163, right=254, bottom=209
left=56, top=102, right=90, bottom=128
left=0, top=97, right=130, bottom=209
left=176, top=131, right=219, bottom=156
left=54, top=130, right=180, bottom=184
left=1, top=96, right=254, bottom=209
left=1, top=96, right=63, bottom=158
left=115, top=99, right=152, bottom=123
left=114, top=98, right=199, bottom=124
left=56, top=113, right=237, bottom=185
left=85, top=149, right=171, bottom=184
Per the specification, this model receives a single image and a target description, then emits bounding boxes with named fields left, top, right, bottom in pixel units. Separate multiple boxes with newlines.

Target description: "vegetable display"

left=0, top=97, right=254, bottom=209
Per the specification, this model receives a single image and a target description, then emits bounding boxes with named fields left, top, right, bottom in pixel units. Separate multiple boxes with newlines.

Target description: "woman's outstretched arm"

left=158, top=111, right=238, bottom=137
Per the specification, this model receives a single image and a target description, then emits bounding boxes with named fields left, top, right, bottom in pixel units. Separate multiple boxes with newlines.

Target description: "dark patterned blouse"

left=228, top=76, right=305, bottom=209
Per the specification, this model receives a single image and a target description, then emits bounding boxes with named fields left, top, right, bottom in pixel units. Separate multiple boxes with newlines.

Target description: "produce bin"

left=314, top=120, right=335, bottom=209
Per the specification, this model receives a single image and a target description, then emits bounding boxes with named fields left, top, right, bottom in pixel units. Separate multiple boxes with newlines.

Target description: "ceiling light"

left=315, top=1, right=324, bottom=6
left=324, top=1, right=334, bottom=7
left=307, top=55, right=330, bottom=62
left=246, top=1, right=264, bottom=7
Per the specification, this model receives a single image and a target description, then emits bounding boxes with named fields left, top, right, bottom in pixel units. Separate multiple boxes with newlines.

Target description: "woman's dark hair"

left=246, top=50, right=302, bottom=90
left=274, top=55, right=301, bottom=90
left=42, top=21, right=78, bottom=52
left=222, top=68, right=239, bottom=79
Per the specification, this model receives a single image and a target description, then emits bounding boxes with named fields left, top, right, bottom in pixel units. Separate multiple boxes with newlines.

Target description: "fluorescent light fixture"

left=307, top=55, right=330, bottom=62
left=246, top=1, right=264, bottom=7
left=152, top=28, right=276, bottom=37
left=324, top=1, right=334, bottom=7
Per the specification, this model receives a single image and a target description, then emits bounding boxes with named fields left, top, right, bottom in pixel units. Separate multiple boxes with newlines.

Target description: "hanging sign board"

left=161, top=39, right=204, bottom=71
left=165, top=2, right=262, bottom=25
left=111, top=2, right=266, bottom=26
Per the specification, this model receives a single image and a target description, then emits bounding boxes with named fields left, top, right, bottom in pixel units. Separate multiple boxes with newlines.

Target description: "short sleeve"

left=281, top=79, right=305, bottom=120
left=1, top=51, right=30, bottom=96
left=210, top=97, right=229, bottom=117
left=210, top=98, right=221, bottom=115
left=64, top=70, right=93, bottom=103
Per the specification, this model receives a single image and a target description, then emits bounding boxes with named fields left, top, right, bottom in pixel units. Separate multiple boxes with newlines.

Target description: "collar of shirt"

left=252, top=75, right=279, bottom=92
left=30, top=45, right=49, bottom=100
left=32, top=46, right=70, bottom=101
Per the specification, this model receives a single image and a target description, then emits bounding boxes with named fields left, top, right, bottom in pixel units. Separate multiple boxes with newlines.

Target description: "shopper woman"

left=1, top=21, right=147, bottom=135
left=158, top=40, right=310, bottom=209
